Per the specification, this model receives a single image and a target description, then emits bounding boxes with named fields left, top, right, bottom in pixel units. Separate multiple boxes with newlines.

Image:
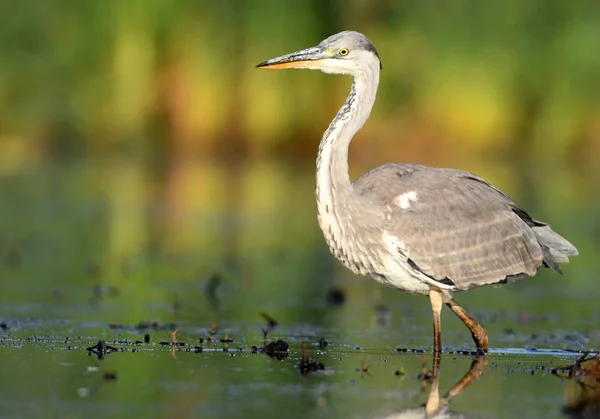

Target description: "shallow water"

left=0, top=313, right=595, bottom=419
left=1, top=158, right=599, bottom=418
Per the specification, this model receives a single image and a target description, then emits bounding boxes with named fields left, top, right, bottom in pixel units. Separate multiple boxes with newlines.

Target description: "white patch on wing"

left=394, top=191, right=418, bottom=209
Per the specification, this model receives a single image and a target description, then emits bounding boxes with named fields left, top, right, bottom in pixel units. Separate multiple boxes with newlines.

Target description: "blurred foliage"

left=1, top=0, right=599, bottom=303
left=0, top=0, right=598, bottom=295
left=0, top=0, right=599, bottom=171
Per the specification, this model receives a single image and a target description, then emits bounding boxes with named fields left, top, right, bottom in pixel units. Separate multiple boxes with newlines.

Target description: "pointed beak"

left=256, top=46, right=328, bottom=70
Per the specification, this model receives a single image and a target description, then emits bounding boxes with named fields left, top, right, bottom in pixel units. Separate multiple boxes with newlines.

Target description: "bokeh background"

left=1, top=0, right=600, bottom=340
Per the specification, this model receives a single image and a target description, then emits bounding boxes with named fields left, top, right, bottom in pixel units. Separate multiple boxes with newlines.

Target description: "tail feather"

left=534, top=225, right=579, bottom=264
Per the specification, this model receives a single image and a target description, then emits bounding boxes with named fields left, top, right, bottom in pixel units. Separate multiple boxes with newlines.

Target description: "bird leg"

left=444, top=296, right=488, bottom=352
left=428, top=289, right=444, bottom=356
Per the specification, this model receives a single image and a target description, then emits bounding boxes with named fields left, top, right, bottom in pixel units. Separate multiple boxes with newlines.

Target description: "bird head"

left=256, top=31, right=382, bottom=77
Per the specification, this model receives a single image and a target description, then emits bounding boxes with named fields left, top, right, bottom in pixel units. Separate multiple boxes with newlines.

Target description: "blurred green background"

left=2, top=0, right=600, bottom=344
left=1, top=0, right=600, bottom=164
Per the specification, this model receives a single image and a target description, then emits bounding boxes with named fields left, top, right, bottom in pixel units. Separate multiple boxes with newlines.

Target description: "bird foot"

left=470, top=322, right=489, bottom=353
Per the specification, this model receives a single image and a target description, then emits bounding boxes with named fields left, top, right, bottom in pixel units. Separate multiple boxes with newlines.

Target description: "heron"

left=256, top=31, right=578, bottom=354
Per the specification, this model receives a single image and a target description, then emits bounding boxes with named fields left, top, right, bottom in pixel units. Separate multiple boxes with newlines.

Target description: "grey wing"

left=353, top=164, right=578, bottom=291
left=353, top=163, right=429, bottom=205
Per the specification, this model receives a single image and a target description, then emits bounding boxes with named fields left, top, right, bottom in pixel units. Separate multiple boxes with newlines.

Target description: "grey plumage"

left=257, top=30, right=578, bottom=352
left=353, top=163, right=578, bottom=291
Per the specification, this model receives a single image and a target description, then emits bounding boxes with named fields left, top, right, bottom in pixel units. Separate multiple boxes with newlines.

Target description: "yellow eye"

left=339, top=48, right=349, bottom=56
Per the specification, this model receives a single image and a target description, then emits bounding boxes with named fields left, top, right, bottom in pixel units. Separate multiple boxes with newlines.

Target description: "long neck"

left=316, top=69, right=379, bottom=225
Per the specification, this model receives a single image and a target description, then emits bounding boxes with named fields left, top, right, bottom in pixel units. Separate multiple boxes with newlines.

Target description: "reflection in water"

left=553, top=352, right=600, bottom=417
left=204, top=272, right=222, bottom=312
left=86, top=339, right=120, bottom=361
left=379, top=356, right=488, bottom=419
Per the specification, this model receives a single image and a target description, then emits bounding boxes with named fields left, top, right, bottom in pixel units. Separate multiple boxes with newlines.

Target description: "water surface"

left=1, top=158, right=598, bottom=418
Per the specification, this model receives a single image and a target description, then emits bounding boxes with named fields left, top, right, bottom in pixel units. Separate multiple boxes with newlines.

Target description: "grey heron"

left=256, top=31, right=578, bottom=354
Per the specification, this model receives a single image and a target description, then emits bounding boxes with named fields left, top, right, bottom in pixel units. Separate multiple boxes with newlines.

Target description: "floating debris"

left=355, top=361, right=371, bottom=378
left=260, top=312, right=278, bottom=329
left=220, top=334, right=233, bottom=344
left=318, top=338, right=329, bottom=349
left=260, top=312, right=278, bottom=339
left=297, top=356, right=325, bottom=376
left=325, top=287, right=346, bottom=306
left=264, top=340, right=289, bottom=360
left=417, top=368, right=434, bottom=382
left=169, top=329, right=179, bottom=359
left=159, top=341, right=186, bottom=347
left=86, top=340, right=120, bottom=360
left=453, top=349, right=482, bottom=356
left=297, top=345, right=325, bottom=376
left=250, top=339, right=289, bottom=360
left=552, top=351, right=600, bottom=380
